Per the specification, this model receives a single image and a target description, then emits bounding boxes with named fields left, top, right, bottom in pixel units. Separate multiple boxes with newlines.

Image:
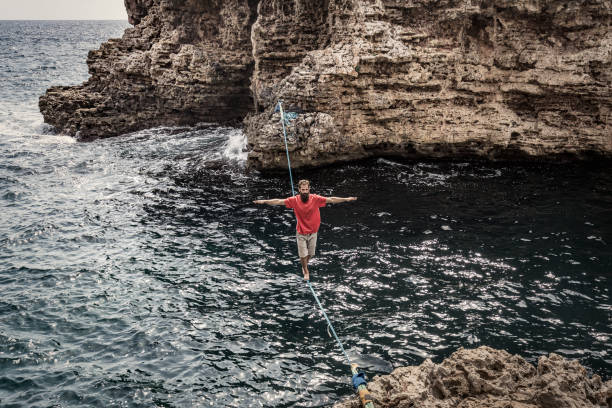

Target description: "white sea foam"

left=35, top=134, right=76, bottom=144
left=222, top=128, right=247, bottom=162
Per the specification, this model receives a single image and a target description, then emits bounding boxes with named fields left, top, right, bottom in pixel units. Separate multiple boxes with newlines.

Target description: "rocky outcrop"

left=246, top=0, right=612, bottom=169
left=334, top=346, right=612, bottom=408
left=40, top=0, right=611, bottom=165
left=40, top=0, right=259, bottom=140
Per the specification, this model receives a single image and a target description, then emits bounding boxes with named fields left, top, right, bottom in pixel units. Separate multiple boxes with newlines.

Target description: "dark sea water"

left=0, top=20, right=610, bottom=407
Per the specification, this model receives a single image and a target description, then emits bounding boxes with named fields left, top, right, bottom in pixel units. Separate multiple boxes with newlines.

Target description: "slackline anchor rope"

left=306, top=280, right=352, bottom=366
left=276, top=101, right=374, bottom=408
left=278, top=102, right=295, bottom=196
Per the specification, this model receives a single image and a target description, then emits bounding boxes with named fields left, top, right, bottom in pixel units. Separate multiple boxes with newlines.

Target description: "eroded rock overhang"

left=39, top=0, right=612, bottom=168
left=40, top=0, right=259, bottom=140
left=245, top=0, right=612, bottom=169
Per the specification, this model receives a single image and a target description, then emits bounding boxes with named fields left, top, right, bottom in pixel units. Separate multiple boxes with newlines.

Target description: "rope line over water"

left=307, top=280, right=352, bottom=366
left=278, top=102, right=295, bottom=196
left=277, top=100, right=374, bottom=408
left=276, top=101, right=351, bottom=367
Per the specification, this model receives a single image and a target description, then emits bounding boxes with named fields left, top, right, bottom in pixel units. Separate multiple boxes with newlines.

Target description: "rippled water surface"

left=1, top=21, right=611, bottom=407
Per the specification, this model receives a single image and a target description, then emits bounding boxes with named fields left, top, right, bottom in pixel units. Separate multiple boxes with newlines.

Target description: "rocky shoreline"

left=39, top=1, right=612, bottom=168
left=334, top=346, right=611, bottom=408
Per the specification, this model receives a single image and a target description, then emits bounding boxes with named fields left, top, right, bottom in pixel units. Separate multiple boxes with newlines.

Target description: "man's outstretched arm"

left=326, top=197, right=357, bottom=204
left=253, top=198, right=286, bottom=205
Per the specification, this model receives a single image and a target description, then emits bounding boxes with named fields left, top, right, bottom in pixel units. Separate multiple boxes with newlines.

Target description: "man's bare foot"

left=302, top=267, right=309, bottom=281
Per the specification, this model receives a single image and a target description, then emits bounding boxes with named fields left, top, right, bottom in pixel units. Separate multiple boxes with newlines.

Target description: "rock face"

left=40, top=0, right=259, bottom=140
left=245, top=0, right=612, bottom=169
left=40, top=0, right=611, bottom=166
left=333, top=346, right=612, bottom=408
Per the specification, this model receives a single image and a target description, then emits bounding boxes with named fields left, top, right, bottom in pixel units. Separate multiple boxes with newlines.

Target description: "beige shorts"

left=296, top=232, right=317, bottom=258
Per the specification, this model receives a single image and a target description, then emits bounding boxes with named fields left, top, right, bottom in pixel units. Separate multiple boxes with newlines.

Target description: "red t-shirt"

left=285, top=194, right=327, bottom=235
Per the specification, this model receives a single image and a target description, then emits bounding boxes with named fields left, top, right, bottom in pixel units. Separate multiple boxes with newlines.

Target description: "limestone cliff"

left=333, top=346, right=611, bottom=408
left=39, top=0, right=612, bottom=167
left=246, top=0, right=612, bottom=169
left=40, top=0, right=258, bottom=140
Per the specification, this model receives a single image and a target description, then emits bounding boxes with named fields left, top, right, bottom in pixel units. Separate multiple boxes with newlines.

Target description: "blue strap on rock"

left=352, top=372, right=367, bottom=390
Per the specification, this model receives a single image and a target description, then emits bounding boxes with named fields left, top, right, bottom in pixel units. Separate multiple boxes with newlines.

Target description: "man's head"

left=298, top=179, right=310, bottom=202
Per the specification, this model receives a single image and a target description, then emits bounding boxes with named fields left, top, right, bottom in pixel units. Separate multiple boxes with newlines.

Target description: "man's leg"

left=300, top=255, right=311, bottom=280
left=302, top=233, right=317, bottom=281
left=297, top=234, right=310, bottom=280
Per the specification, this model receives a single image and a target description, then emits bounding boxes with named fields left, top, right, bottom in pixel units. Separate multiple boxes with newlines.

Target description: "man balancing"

left=253, top=179, right=357, bottom=281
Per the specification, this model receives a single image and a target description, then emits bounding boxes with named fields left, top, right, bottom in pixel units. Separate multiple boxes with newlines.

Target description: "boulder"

left=333, top=346, right=612, bottom=408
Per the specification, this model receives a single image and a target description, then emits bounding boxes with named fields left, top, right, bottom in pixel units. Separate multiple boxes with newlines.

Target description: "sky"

left=0, top=0, right=128, bottom=20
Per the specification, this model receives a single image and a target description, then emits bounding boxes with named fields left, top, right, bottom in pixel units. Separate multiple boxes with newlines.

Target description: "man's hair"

left=298, top=179, right=310, bottom=189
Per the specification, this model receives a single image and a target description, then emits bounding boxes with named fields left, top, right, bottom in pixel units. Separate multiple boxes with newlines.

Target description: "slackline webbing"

left=277, top=100, right=374, bottom=408
left=276, top=101, right=351, bottom=367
